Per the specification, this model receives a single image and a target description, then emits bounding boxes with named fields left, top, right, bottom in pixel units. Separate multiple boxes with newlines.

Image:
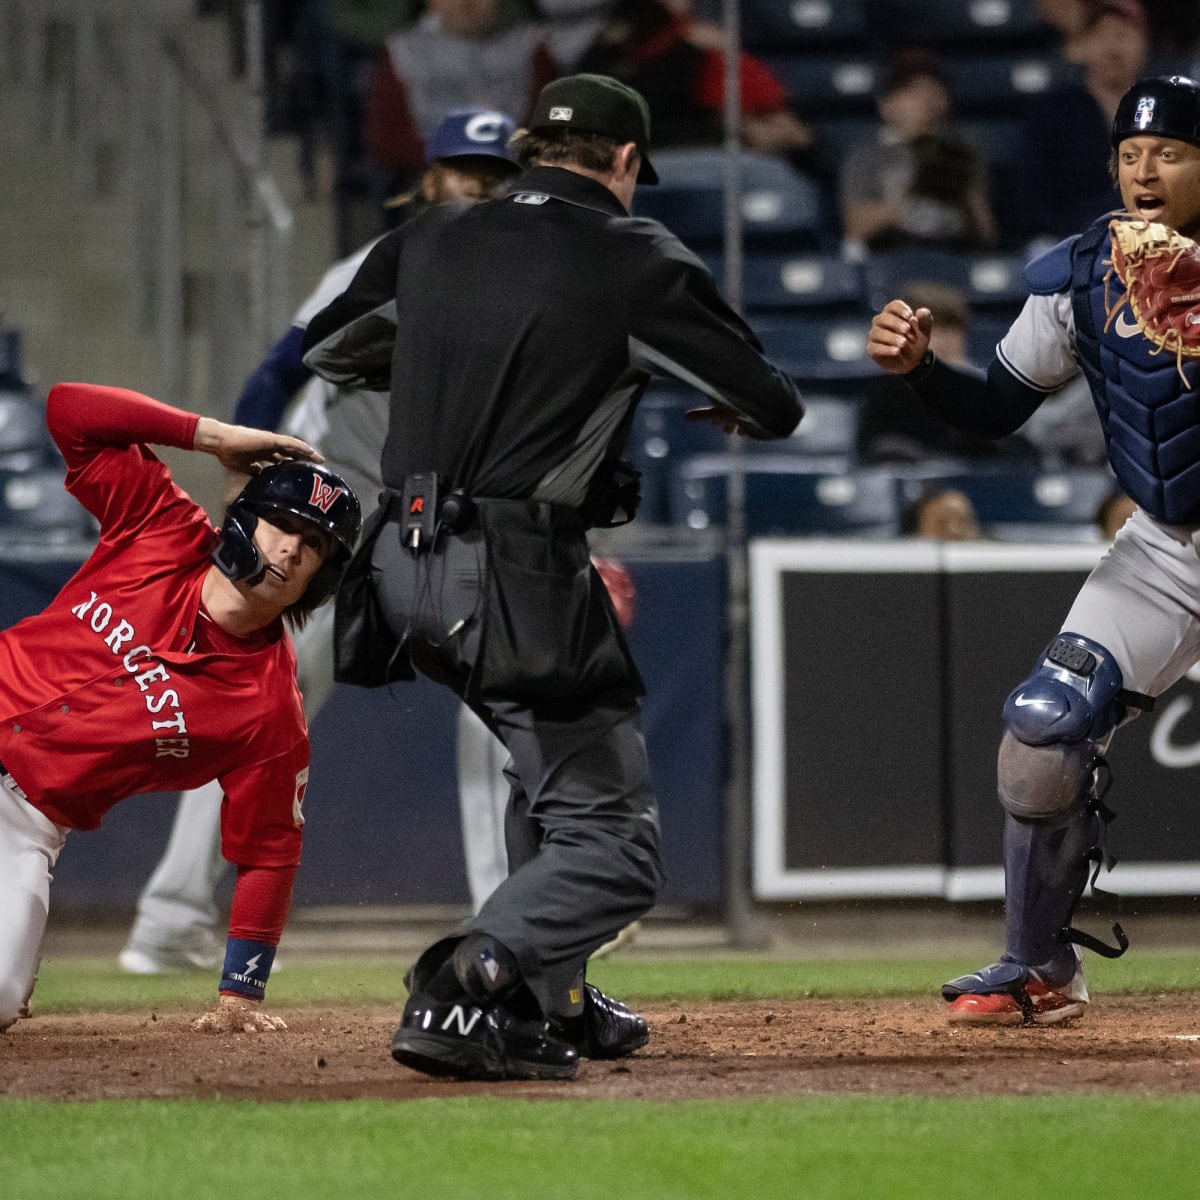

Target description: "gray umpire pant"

left=372, top=520, right=663, bottom=1020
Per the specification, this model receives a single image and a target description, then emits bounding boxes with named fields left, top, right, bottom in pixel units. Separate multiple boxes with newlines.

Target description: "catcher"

left=867, top=73, right=1200, bottom=1026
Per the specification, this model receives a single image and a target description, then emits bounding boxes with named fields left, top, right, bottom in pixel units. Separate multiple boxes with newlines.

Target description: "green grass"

left=8, top=952, right=1200, bottom=1199
left=2, top=1095, right=1199, bottom=1200
left=26, top=949, right=1200, bottom=1014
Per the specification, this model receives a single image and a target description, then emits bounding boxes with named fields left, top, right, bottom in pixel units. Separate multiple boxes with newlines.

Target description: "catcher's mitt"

left=1106, top=217, right=1200, bottom=384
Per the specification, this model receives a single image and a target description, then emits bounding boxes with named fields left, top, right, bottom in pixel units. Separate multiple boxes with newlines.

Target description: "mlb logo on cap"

left=1135, top=95, right=1157, bottom=127
left=549, top=106, right=573, bottom=121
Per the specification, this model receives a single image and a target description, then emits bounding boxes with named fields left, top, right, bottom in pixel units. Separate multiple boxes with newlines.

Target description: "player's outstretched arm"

left=867, top=300, right=933, bottom=375
left=192, top=416, right=324, bottom=475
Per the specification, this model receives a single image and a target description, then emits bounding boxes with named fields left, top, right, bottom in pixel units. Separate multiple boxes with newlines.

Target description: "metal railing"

left=3, top=0, right=293, bottom=414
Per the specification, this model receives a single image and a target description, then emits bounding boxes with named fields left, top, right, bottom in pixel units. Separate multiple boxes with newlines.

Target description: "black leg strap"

left=1063, top=757, right=1129, bottom=960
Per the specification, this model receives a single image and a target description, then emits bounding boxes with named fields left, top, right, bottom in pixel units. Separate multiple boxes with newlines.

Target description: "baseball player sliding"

left=868, top=74, right=1200, bottom=1026
left=0, top=382, right=360, bottom=1034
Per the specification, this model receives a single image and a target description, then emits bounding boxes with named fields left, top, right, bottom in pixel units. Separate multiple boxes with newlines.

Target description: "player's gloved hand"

left=192, top=994, right=288, bottom=1034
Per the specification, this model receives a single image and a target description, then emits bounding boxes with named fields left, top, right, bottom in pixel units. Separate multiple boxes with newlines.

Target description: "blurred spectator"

left=1016, top=0, right=1151, bottom=246
left=364, top=0, right=557, bottom=194
left=1033, top=0, right=1101, bottom=60
left=900, top=486, right=983, bottom=540
left=1020, top=374, right=1108, bottom=466
left=1095, top=489, right=1137, bottom=539
left=575, top=0, right=830, bottom=181
left=839, top=50, right=996, bottom=256
left=532, top=0, right=619, bottom=71
left=857, top=281, right=1036, bottom=465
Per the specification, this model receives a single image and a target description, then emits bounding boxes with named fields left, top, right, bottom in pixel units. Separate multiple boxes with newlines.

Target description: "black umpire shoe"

left=391, top=993, right=579, bottom=1081
left=553, top=983, right=649, bottom=1059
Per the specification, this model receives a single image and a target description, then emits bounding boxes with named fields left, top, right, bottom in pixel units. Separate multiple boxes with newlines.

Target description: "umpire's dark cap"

left=528, top=74, right=658, bottom=184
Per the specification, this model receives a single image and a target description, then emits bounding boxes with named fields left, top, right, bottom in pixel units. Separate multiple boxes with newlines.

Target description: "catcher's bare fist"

left=193, top=994, right=288, bottom=1034
left=867, top=300, right=933, bottom=374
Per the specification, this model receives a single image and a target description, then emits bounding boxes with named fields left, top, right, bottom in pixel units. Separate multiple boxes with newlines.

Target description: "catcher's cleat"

left=553, top=983, right=649, bottom=1059
left=942, top=948, right=1088, bottom=1026
left=391, top=993, right=578, bottom=1081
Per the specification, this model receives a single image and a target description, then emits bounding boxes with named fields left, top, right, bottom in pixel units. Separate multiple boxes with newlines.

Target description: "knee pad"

left=998, top=633, right=1125, bottom=821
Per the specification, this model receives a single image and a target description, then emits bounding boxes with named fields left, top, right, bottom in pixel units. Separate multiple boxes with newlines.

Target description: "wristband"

left=219, top=937, right=277, bottom=1000
left=905, top=349, right=938, bottom=384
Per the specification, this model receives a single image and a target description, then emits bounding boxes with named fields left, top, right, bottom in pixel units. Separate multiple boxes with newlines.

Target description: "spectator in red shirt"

left=576, top=0, right=826, bottom=177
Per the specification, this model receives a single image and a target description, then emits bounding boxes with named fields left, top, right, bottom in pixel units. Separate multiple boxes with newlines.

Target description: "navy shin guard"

left=1002, top=805, right=1097, bottom=982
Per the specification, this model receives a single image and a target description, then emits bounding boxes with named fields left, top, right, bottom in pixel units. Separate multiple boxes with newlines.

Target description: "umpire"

left=302, top=73, right=804, bottom=1081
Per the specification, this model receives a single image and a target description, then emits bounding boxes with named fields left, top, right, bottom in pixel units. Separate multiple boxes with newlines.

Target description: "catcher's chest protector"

left=1071, top=215, right=1200, bottom=525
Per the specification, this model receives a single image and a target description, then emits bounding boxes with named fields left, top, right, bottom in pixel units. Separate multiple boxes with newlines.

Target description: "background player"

left=867, top=74, right=1200, bottom=1026
left=0, top=381, right=360, bottom=1034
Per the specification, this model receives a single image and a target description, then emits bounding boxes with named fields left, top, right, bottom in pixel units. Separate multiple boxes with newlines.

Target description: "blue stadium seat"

left=759, top=52, right=879, bottom=117
left=739, top=252, right=865, bottom=312
left=961, top=115, right=1025, bottom=175
left=764, top=395, right=860, bottom=463
left=897, top=467, right=1116, bottom=537
left=742, top=0, right=871, bottom=50
left=672, top=456, right=901, bottom=537
left=0, top=466, right=97, bottom=544
left=943, top=52, right=1068, bottom=115
left=629, top=384, right=726, bottom=525
left=872, top=0, right=1049, bottom=48
left=967, top=313, right=1017, bottom=365
left=632, top=149, right=825, bottom=248
left=0, top=387, right=53, bottom=472
left=862, top=250, right=1030, bottom=313
left=749, top=313, right=876, bottom=380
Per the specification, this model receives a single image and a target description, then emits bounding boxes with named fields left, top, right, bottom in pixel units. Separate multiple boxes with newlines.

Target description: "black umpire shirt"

left=301, top=164, right=803, bottom=507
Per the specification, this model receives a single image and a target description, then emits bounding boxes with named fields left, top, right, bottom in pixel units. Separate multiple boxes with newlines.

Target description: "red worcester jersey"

left=0, top=383, right=310, bottom=867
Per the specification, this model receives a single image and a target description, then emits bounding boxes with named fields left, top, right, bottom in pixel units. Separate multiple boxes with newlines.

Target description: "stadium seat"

left=632, top=149, right=825, bottom=249
left=862, top=249, right=1030, bottom=314
left=671, top=456, right=901, bottom=537
left=897, top=467, right=1117, bottom=537
left=0, top=387, right=53, bottom=473
left=764, top=394, right=860, bottom=463
left=749, top=313, right=876, bottom=381
left=967, top=313, right=1016, bottom=365
left=943, top=52, right=1068, bottom=115
left=0, top=466, right=98, bottom=544
left=740, top=252, right=865, bottom=313
left=871, top=0, right=1049, bottom=49
left=741, top=0, right=871, bottom=50
left=759, top=52, right=879, bottom=118
left=629, top=384, right=726, bottom=525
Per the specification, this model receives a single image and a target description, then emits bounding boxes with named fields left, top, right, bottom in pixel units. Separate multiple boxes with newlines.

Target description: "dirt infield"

left=5, top=996, right=1200, bottom=1101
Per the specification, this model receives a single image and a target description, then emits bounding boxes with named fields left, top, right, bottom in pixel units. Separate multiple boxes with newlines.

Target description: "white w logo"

left=440, top=1005, right=482, bottom=1036
left=309, top=477, right=344, bottom=514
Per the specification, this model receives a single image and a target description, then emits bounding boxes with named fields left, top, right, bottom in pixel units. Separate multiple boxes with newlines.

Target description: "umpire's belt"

left=382, top=474, right=476, bottom=553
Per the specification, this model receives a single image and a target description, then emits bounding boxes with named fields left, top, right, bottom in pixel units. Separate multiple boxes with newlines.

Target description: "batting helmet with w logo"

left=213, top=460, right=363, bottom=608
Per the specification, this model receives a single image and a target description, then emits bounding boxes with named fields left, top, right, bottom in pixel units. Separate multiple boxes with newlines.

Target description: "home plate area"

left=5, top=997, right=1200, bottom=1101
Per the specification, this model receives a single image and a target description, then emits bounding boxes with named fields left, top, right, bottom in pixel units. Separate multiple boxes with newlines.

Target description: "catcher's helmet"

left=213, top=460, right=362, bottom=608
left=1112, top=75, right=1200, bottom=149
